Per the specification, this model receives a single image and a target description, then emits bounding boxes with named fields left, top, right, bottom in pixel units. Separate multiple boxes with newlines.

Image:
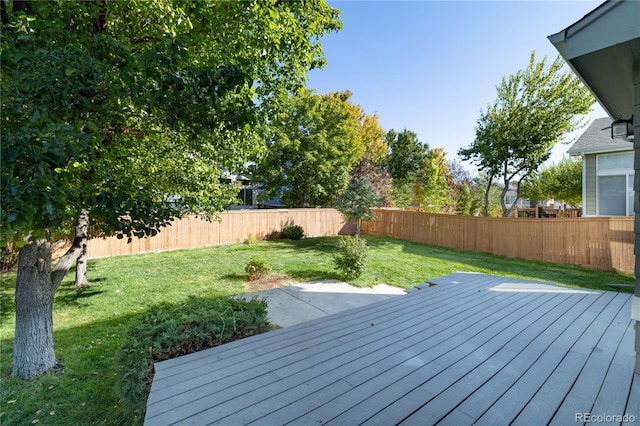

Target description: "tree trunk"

left=12, top=238, right=57, bottom=379
left=74, top=210, right=89, bottom=288
left=13, top=215, right=89, bottom=379
left=75, top=248, right=88, bottom=288
left=482, top=175, right=494, bottom=217
left=500, top=179, right=510, bottom=217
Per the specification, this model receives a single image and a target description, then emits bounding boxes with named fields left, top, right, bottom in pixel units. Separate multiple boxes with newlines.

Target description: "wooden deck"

left=145, top=273, right=639, bottom=425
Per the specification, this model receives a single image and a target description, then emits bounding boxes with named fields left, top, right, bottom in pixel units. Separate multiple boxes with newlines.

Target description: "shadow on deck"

left=145, top=273, right=639, bottom=425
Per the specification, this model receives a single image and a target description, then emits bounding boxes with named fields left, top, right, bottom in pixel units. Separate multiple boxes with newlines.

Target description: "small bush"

left=244, top=234, right=259, bottom=245
left=245, top=256, right=272, bottom=280
left=117, top=297, right=271, bottom=413
left=334, top=236, right=368, bottom=280
left=281, top=225, right=304, bottom=240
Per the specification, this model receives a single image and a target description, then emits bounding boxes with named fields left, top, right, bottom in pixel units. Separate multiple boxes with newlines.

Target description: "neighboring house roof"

left=567, top=117, right=633, bottom=156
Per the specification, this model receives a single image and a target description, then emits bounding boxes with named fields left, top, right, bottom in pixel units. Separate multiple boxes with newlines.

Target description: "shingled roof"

left=567, top=117, right=633, bottom=155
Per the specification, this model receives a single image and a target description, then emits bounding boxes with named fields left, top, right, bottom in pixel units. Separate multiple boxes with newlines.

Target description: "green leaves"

left=458, top=51, right=594, bottom=216
left=1, top=0, right=342, bottom=243
left=522, top=157, right=583, bottom=207
left=336, top=178, right=384, bottom=227
left=257, top=89, right=364, bottom=207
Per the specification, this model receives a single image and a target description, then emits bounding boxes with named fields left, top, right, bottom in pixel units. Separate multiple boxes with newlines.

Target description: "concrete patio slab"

left=238, top=279, right=407, bottom=328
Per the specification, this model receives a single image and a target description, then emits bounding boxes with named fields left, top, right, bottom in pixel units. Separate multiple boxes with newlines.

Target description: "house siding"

left=584, top=154, right=597, bottom=216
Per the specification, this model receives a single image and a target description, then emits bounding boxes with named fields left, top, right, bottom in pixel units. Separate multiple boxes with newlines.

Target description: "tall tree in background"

left=413, top=148, right=454, bottom=212
left=385, top=129, right=428, bottom=207
left=1, top=0, right=341, bottom=378
left=350, top=113, right=393, bottom=202
left=458, top=52, right=594, bottom=217
left=257, top=89, right=364, bottom=207
left=448, top=159, right=474, bottom=215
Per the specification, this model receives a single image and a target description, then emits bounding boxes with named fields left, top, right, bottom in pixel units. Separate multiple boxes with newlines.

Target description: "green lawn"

left=0, top=235, right=634, bottom=425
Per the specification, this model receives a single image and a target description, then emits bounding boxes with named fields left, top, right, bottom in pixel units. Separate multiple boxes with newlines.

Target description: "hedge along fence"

left=361, top=209, right=635, bottom=274
left=86, top=209, right=353, bottom=259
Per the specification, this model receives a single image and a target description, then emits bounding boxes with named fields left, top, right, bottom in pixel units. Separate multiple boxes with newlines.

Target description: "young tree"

left=1, top=0, right=341, bottom=378
left=335, top=178, right=385, bottom=236
left=458, top=52, right=594, bottom=217
left=257, top=89, right=364, bottom=207
left=455, top=183, right=473, bottom=215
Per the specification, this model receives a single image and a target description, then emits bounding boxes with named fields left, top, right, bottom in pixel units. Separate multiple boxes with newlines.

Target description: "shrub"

left=244, top=234, right=259, bottom=245
left=245, top=256, right=272, bottom=280
left=334, top=236, right=368, bottom=280
left=117, top=297, right=271, bottom=413
left=281, top=225, right=304, bottom=240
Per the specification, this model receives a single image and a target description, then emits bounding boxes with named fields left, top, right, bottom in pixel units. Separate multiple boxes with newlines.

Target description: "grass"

left=0, top=235, right=634, bottom=425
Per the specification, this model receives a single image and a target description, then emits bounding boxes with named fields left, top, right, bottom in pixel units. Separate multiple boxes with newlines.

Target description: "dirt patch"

left=244, top=273, right=296, bottom=291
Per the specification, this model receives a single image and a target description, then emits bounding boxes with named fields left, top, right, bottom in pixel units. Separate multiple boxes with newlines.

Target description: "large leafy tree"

left=385, top=129, right=429, bottom=207
left=521, top=157, right=583, bottom=207
left=458, top=52, right=594, bottom=217
left=1, top=0, right=341, bottom=378
left=257, top=89, right=364, bottom=207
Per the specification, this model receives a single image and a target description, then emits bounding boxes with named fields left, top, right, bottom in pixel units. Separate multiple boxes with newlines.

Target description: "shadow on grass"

left=55, top=285, right=107, bottom=307
left=1, top=293, right=253, bottom=426
left=0, top=311, right=145, bottom=426
left=285, top=268, right=344, bottom=282
left=363, top=235, right=635, bottom=292
left=266, top=237, right=340, bottom=254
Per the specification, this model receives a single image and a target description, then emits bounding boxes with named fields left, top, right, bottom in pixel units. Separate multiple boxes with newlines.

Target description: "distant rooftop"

left=567, top=117, right=633, bottom=155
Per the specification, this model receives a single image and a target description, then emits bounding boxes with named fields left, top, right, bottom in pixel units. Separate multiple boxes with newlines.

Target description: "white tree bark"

left=74, top=210, right=89, bottom=288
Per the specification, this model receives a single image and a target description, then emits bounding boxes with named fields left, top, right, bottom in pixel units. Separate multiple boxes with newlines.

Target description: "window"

left=238, top=187, right=254, bottom=206
left=596, top=152, right=634, bottom=216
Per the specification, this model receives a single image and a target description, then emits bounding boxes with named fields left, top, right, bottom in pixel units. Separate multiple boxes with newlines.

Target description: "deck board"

left=145, top=273, right=639, bottom=425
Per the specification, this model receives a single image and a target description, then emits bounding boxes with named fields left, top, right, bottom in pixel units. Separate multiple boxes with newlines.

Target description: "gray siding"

left=584, top=154, right=597, bottom=215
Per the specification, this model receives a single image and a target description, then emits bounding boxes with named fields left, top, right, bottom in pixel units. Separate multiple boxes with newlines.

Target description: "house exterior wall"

left=584, top=154, right=597, bottom=216
left=582, top=151, right=635, bottom=217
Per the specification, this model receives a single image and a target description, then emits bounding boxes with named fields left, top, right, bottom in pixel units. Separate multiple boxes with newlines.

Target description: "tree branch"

left=50, top=210, right=89, bottom=292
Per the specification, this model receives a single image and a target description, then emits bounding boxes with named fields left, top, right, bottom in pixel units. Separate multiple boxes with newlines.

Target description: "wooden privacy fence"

left=87, top=209, right=351, bottom=259
left=86, top=208, right=634, bottom=274
left=362, top=209, right=634, bottom=274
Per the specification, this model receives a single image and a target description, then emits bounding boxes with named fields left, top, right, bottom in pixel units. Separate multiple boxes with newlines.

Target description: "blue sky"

left=306, top=0, right=607, bottom=172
